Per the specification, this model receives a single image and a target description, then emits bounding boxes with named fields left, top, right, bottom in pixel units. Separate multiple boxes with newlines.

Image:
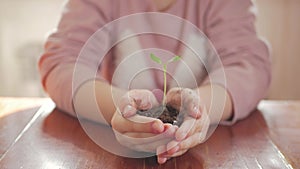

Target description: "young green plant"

left=150, top=53, right=181, bottom=105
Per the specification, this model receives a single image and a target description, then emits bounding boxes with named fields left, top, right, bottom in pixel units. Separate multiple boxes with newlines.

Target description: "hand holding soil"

left=156, top=88, right=210, bottom=164
left=136, top=87, right=202, bottom=127
left=112, top=89, right=178, bottom=152
left=112, top=53, right=208, bottom=159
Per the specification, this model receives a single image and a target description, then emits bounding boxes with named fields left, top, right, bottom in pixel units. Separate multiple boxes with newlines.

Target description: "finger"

left=115, top=124, right=178, bottom=150
left=125, top=132, right=157, bottom=138
left=130, top=90, right=159, bottom=110
left=120, top=90, right=159, bottom=117
left=114, top=129, right=173, bottom=153
left=162, top=134, right=201, bottom=158
left=198, top=112, right=210, bottom=142
left=166, top=88, right=202, bottom=119
left=130, top=135, right=174, bottom=152
left=157, top=157, right=167, bottom=164
left=175, top=110, right=210, bottom=141
left=168, top=149, right=188, bottom=158
left=171, top=117, right=210, bottom=157
left=118, top=91, right=138, bottom=112
left=112, top=113, right=164, bottom=134
left=127, top=115, right=167, bottom=133
left=166, top=87, right=182, bottom=110
left=163, top=114, right=210, bottom=158
left=166, top=140, right=180, bottom=155
left=175, top=116, right=197, bottom=141
left=157, top=156, right=172, bottom=165
left=182, top=88, right=201, bottom=119
left=159, top=142, right=188, bottom=158
left=122, top=105, right=137, bottom=118
left=157, top=145, right=168, bottom=157
left=124, top=124, right=177, bottom=138
left=178, top=132, right=202, bottom=150
left=137, top=94, right=158, bottom=110
left=187, top=104, right=202, bottom=119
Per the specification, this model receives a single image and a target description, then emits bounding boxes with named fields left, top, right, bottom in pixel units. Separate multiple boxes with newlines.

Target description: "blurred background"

left=0, top=0, right=299, bottom=99
left=255, top=0, right=300, bottom=99
left=0, top=0, right=64, bottom=97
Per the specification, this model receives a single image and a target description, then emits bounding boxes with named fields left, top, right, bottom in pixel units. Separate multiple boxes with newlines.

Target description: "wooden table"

left=0, top=97, right=299, bottom=169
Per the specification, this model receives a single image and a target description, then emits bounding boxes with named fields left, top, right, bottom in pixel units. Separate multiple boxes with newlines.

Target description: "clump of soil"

left=137, top=104, right=184, bottom=126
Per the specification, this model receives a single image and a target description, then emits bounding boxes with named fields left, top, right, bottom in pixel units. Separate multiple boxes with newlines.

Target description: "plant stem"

left=163, top=64, right=167, bottom=105
left=149, top=53, right=180, bottom=106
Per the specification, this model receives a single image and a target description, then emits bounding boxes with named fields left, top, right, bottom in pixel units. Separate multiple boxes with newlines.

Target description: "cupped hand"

left=156, top=88, right=210, bottom=164
left=111, top=89, right=178, bottom=153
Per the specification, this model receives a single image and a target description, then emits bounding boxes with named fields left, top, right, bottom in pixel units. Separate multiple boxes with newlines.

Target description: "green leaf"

left=150, top=53, right=162, bottom=64
left=173, top=55, right=181, bottom=61
left=168, top=55, right=181, bottom=63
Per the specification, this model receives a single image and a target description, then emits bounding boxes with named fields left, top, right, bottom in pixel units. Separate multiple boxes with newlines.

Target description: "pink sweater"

left=39, top=0, right=271, bottom=124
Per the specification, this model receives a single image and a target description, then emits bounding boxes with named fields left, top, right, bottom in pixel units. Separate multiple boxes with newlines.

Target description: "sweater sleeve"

left=38, top=0, right=112, bottom=115
left=203, top=0, right=271, bottom=124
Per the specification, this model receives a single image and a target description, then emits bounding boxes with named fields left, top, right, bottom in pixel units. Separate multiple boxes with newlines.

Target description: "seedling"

left=150, top=53, right=181, bottom=105
left=136, top=54, right=183, bottom=126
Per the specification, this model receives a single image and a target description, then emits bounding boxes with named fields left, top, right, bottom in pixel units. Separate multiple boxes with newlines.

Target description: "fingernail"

left=158, top=157, right=167, bottom=164
left=165, top=126, right=177, bottom=137
left=167, top=141, right=180, bottom=154
left=163, top=124, right=172, bottom=131
left=152, top=121, right=163, bottom=133
left=168, top=146, right=179, bottom=155
left=123, top=105, right=136, bottom=118
left=193, top=106, right=201, bottom=119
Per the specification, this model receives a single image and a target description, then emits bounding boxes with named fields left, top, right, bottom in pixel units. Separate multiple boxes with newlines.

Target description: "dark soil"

left=136, top=104, right=184, bottom=126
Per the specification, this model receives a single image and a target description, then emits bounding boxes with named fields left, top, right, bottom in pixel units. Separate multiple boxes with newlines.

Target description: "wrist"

left=194, top=84, right=233, bottom=124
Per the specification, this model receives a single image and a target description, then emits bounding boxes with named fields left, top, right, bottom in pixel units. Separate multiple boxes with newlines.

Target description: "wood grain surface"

left=0, top=98, right=299, bottom=169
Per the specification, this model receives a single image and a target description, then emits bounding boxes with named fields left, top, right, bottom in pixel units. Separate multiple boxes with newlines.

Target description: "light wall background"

left=0, top=0, right=64, bottom=96
left=255, top=0, right=300, bottom=99
left=0, top=0, right=299, bottom=99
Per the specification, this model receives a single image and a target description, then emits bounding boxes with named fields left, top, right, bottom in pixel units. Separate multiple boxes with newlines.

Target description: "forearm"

left=75, top=81, right=232, bottom=125
left=74, top=80, right=127, bottom=125
left=195, top=84, right=233, bottom=124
